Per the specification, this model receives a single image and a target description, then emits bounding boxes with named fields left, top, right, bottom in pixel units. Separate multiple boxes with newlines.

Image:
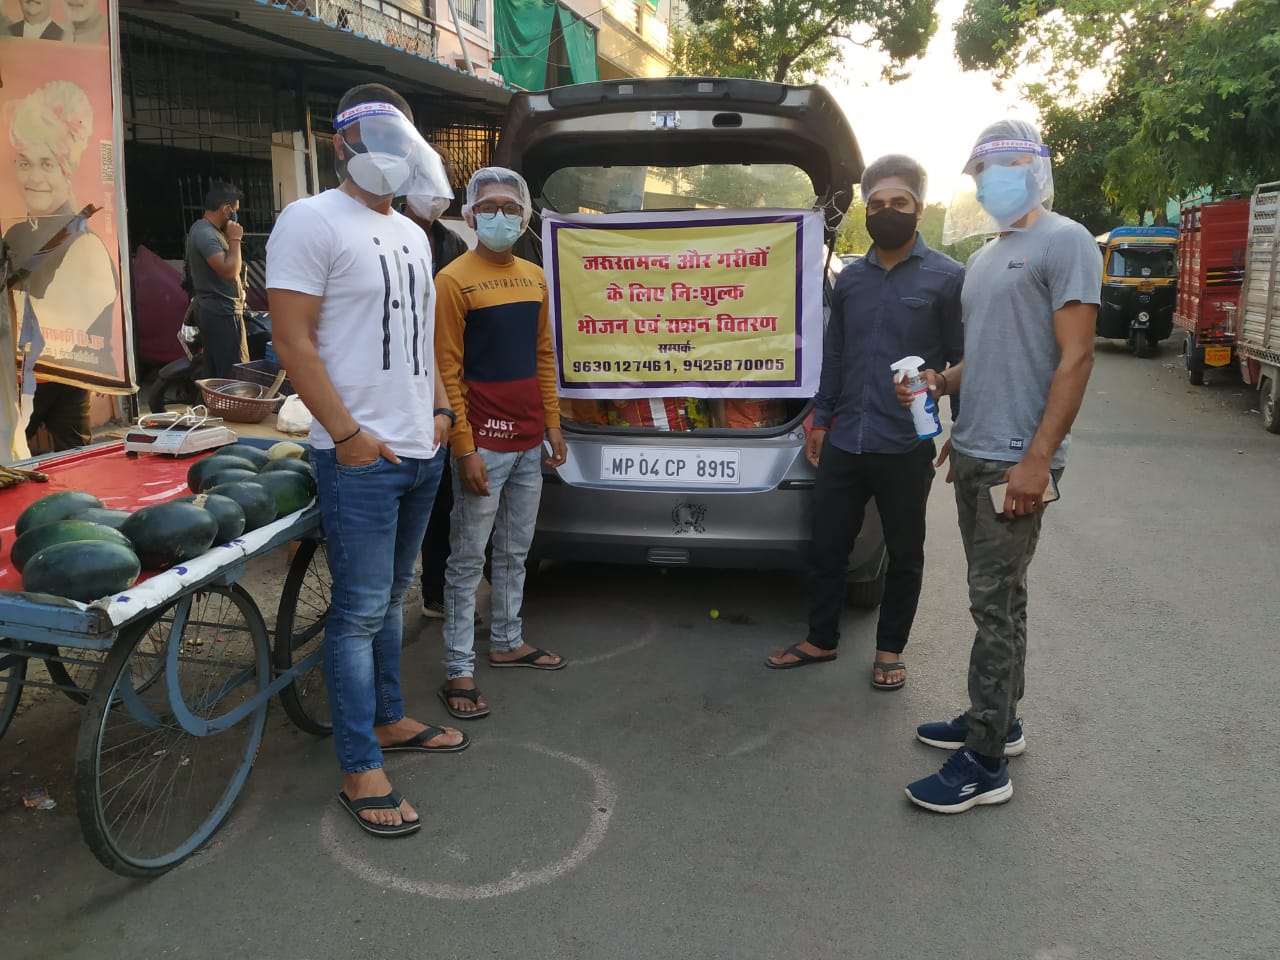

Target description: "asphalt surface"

left=2, top=335, right=1278, bottom=960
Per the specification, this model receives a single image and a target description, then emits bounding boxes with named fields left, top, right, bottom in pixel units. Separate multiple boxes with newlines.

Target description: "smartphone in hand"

left=988, top=477, right=1060, bottom=513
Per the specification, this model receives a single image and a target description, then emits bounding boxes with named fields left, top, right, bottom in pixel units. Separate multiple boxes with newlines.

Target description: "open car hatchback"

left=493, top=77, right=888, bottom=605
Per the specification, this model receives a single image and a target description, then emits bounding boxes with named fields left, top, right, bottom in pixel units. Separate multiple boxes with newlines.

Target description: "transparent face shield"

left=941, top=138, right=1055, bottom=245
left=332, top=101, right=451, bottom=201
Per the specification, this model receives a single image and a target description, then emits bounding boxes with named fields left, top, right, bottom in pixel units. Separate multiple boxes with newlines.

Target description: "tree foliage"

left=674, top=0, right=940, bottom=84
left=952, top=0, right=1280, bottom=213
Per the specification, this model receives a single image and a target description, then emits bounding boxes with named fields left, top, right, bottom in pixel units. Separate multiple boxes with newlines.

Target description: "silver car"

left=494, top=77, right=887, bottom=606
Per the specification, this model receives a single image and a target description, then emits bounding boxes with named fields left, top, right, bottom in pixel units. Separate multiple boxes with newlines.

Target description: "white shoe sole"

left=904, top=780, right=1013, bottom=813
left=916, top=732, right=1026, bottom=758
left=421, top=607, right=446, bottom=620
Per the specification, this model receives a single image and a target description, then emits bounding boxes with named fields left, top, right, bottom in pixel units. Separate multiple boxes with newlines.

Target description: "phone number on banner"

left=570, top=358, right=788, bottom=375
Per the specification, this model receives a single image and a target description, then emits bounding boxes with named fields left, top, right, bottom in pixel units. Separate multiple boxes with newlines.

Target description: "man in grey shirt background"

left=903, top=120, right=1101, bottom=813
left=185, top=182, right=248, bottom=380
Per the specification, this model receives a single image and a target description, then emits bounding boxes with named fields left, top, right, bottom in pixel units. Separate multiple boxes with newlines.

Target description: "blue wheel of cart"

left=0, top=640, right=29, bottom=741
left=75, top=584, right=270, bottom=878
left=274, top=537, right=332, bottom=736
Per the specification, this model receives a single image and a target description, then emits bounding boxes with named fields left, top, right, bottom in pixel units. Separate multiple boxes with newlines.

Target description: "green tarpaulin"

left=494, top=0, right=556, bottom=91
left=558, top=5, right=599, bottom=85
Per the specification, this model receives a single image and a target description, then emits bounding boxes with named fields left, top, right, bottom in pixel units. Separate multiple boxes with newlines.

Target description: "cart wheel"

left=34, top=637, right=166, bottom=705
left=274, top=538, right=332, bottom=736
left=32, top=644, right=102, bottom=705
left=0, top=641, right=28, bottom=741
left=75, top=585, right=270, bottom=878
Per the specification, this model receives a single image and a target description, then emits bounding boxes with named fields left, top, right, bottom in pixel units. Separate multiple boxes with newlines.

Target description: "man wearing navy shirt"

left=767, top=155, right=963, bottom=689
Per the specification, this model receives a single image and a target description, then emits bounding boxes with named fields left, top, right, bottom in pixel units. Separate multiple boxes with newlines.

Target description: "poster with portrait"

left=0, top=0, right=134, bottom=397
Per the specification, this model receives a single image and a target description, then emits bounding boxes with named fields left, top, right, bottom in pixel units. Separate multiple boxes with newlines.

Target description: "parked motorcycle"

left=148, top=309, right=272, bottom=413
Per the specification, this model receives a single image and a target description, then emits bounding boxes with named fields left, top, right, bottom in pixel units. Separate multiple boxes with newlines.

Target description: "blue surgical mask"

left=474, top=211, right=524, bottom=252
left=975, top=165, right=1040, bottom=223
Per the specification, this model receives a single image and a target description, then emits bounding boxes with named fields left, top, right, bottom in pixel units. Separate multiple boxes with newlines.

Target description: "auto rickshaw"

left=1095, top=226, right=1179, bottom=357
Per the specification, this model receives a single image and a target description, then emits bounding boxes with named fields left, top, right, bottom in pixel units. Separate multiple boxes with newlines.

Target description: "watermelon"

left=121, top=501, right=219, bottom=569
left=178, top=493, right=246, bottom=544
left=205, top=481, right=277, bottom=532
left=246, top=470, right=316, bottom=518
left=259, top=458, right=314, bottom=480
left=16, top=491, right=104, bottom=538
left=186, top=455, right=258, bottom=494
left=214, top=444, right=271, bottom=470
left=73, top=507, right=132, bottom=530
left=199, top=467, right=259, bottom=493
left=11, top=520, right=134, bottom=573
left=22, top=540, right=141, bottom=602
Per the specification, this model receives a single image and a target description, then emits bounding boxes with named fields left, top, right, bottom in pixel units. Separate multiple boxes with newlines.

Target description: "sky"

left=821, top=0, right=1037, bottom=203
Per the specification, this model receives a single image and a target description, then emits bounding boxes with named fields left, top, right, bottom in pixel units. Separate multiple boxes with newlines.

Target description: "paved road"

left=3, top=337, right=1278, bottom=960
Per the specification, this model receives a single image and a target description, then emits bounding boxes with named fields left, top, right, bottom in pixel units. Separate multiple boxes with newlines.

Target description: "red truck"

left=1174, top=196, right=1250, bottom=384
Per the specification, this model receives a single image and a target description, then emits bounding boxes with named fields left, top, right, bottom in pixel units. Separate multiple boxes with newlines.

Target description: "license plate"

left=1205, top=345, right=1231, bottom=367
left=599, top=446, right=740, bottom=484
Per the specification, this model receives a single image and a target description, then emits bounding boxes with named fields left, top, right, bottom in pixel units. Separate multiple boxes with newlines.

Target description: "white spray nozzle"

left=890, top=355, right=925, bottom=384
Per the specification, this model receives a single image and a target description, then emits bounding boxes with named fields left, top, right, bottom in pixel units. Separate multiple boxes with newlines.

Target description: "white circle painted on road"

left=570, top=605, right=658, bottom=666
left=319, top=741, right=617, bottom=900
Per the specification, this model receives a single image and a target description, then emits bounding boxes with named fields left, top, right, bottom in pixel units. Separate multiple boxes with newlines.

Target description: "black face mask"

left=865, top=208, right=917, bottom=250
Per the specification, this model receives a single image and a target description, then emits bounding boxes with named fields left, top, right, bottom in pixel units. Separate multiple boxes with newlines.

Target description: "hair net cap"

left=463, top=167, right=533, bottom=230
left=962, top=119, right=1050, bottom=175
left=860, top=154, right=927, bottom=205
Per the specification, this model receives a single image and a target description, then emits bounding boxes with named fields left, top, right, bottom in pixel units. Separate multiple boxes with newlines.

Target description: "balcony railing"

left=310, top=0, right=438, bottom=57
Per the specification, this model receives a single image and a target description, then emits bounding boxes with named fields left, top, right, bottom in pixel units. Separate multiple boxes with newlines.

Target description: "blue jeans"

left=312, top=447, right=445, bottom=773
left=443, top=445, right=543, bottom=679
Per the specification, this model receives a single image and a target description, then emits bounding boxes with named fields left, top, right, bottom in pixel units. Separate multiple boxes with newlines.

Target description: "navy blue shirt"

left=813, top=235, right=964, bottom=454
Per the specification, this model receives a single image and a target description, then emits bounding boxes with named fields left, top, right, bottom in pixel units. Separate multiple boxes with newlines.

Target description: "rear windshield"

left=543, top=163, right=818, bottom=434
left=540, top=163, right=817, bottom=214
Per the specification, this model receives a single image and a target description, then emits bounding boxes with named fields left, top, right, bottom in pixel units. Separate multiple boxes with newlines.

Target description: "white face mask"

left=343, top=139, right=411, bottom=197
left=406, top=194, right=450, bottom=221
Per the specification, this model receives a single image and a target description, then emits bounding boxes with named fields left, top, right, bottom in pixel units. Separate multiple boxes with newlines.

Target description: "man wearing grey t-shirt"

left=902, top=120, right=1101, bottom=813
left=185, top=182, right=248, bottom=380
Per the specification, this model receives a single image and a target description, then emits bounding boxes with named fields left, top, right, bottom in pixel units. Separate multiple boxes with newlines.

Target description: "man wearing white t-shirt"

left=267, top=84, right=466, bottom=839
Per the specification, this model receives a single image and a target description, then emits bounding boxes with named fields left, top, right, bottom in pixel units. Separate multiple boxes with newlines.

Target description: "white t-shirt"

left=266, top=189, right=438, bottom=458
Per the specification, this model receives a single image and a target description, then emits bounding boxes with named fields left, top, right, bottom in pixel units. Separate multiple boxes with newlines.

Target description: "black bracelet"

left=938, top=372, right=950, bottom=396
left=334, top=426, right=361, bottom=445
left=433, top=407, right=457, bottom=428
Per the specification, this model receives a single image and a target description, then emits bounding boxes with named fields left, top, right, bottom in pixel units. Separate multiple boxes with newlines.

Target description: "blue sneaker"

left=915, top=714, right=1025, bottom=757
left=905, top=748, right=1013, bottom=813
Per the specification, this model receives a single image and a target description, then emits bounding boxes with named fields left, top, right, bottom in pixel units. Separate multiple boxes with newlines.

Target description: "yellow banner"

left=544, top=210, right=823, bottom=399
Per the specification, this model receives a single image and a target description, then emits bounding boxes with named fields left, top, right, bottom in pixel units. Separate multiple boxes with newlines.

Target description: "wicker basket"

left=195, top=378, right=283, bottom=424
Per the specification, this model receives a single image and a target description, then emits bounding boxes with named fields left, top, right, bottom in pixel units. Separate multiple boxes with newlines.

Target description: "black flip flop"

left=871, top=660, right=907, bottom=690
left=438, top=685, right=491, bottom=720
left=487, top=647, right=567, bottom=670
left=337, top=789, right=420, bottom=838
left=765, top=643, right=838, bottom=670
left=382, top=724, right=471, bottom=754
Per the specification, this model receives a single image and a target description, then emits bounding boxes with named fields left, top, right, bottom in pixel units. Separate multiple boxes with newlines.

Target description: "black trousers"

left=420, top=453, right=455, bottom=602
left=806, top=440, right=936, bottom=654
left=197, top=305, right=249, bottom=381
left=420, top=454, right=491, bottom=601
left=26, top=381, right=92, bottom=452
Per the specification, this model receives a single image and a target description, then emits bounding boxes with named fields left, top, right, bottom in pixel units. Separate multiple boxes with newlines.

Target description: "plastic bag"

left=275, top=394, right=313, bottom=435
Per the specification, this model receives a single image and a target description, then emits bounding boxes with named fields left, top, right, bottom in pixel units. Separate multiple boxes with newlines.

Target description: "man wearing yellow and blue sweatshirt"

left=434, top=167, right=568, bottom=720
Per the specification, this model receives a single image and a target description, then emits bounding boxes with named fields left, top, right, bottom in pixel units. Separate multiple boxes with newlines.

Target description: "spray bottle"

left=890, top=355, right=942, bottom=439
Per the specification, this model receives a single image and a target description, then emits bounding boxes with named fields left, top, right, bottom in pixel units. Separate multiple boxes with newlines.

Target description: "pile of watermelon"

left=9, top=442, right=316, bottom=604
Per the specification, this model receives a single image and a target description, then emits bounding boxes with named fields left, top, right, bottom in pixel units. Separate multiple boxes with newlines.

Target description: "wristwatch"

left=433, top=407, right=457, bottom=428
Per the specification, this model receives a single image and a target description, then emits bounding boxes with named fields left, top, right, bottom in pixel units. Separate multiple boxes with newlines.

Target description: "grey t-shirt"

left=186, top=219, right=244, bottom=316
left=951, top=211, right=1101, bottom=469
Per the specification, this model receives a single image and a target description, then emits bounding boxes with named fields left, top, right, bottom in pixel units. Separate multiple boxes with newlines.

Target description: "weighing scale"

left=123, top=408, right=237, bottom=457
